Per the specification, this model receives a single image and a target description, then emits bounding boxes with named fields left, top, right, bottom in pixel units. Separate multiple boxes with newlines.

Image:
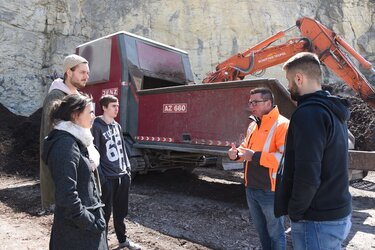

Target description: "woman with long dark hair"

left=42, top=94, right=107, bottom=250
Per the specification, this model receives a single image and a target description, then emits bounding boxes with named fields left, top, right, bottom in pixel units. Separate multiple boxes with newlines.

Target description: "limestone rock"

left=0, top=0, right=374, bottom=115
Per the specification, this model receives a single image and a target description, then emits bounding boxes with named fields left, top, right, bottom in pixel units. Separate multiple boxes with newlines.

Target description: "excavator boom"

left=203, top=17, right=375, bottom=108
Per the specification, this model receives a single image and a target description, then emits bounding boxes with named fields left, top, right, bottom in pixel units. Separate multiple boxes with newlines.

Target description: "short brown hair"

left=99, top=95, right=118, bottom=111
left=283, top=52, right=322, bottom=82
left=250, top=87, right=274, bottom=106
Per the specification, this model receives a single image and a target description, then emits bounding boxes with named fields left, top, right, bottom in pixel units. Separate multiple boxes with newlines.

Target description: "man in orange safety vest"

left=228, top=87, right=289, bottom=250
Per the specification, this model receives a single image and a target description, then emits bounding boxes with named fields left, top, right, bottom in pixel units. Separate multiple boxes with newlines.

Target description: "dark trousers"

left=101, top=174, right=130, bottom=243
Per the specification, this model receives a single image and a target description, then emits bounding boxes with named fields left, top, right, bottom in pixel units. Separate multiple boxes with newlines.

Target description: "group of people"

left=40, top=55, right=141, bottom=249
left=39, top=51, right=352, bottom=250
left=228, top=52, right=352, bottom=249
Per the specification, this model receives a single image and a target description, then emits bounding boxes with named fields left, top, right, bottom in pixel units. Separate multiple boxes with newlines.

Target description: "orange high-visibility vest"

left=240, top=106, right=289, bottom=191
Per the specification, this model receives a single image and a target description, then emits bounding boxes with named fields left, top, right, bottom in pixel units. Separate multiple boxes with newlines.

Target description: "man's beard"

left=71, top=78, right=86, bottom=90
left=289, top=81, right=301, bottom=101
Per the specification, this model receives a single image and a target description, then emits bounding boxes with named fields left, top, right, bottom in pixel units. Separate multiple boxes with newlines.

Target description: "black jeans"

left=101, top=174, right=130, bottom=243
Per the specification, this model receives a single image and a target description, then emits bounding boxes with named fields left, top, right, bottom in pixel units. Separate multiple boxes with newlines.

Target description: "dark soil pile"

left=0, top=104, right=41, bottom=176
left=0, top=81, right=374, bottom=176
left=323, top=82, right=375, bottom=151
left=346, top=96, right=375, bottom=150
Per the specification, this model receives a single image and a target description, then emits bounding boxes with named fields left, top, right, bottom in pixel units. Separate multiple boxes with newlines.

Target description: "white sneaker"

left=118, top=239, right=141, bottom=250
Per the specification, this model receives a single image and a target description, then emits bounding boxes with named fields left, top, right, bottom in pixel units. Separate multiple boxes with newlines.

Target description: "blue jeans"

left=291, top=214, right=352, bottom=250
left=246, top=187, right=286, bottom=250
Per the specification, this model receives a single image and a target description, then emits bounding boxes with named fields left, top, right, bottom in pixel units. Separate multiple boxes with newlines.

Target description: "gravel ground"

left=0, top=168, right=374, bottom=250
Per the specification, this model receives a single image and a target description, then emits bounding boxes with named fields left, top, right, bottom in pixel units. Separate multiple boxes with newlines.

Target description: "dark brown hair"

left=99, top=95, right=118, bottom=111
left=49, top=94, right=92, bottom=126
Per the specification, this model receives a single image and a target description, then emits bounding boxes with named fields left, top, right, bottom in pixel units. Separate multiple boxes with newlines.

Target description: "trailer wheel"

left=130, top=156, right=147, bottom=174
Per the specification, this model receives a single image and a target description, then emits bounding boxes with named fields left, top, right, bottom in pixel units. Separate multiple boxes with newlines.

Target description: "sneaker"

left=118, top=239, right=141, bottom=250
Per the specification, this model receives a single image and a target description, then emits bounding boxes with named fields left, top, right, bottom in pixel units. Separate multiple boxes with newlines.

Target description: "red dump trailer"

left=78, top=31, right=374, bottom=174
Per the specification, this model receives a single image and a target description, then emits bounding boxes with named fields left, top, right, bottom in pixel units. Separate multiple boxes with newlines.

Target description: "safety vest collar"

left=259, top=106, right=280, bottom=131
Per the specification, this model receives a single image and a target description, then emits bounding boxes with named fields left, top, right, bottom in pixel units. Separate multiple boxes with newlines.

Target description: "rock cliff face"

left=0, top=0, right=374, bottom=115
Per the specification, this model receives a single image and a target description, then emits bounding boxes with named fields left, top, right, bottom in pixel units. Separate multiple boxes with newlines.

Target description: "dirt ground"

left=0, top=82, right=374, bottom=249
left=0, top=168, right=374, bottom=250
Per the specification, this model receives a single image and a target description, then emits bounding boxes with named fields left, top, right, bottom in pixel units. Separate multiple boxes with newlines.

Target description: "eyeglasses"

left=248, top=99, right=269, bottom=106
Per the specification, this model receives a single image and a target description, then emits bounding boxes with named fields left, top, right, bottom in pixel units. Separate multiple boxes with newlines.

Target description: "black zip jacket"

left=42, top=130, right=107, bottom=250
left=275, top=90, right=352, bottom=221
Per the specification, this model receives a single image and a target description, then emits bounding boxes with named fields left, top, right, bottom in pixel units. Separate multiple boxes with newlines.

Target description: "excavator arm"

left=203, top=17, right=375, bottom=108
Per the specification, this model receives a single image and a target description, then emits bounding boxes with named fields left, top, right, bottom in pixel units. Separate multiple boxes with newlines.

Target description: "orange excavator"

left=203, top=17, right=375, bottom=108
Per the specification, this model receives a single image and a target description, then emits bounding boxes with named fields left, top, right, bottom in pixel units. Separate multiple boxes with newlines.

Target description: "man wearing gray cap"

left=39, top=54, right=90, bottom=213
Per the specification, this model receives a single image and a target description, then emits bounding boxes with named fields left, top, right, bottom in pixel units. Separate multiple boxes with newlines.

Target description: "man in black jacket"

left=274, top=52, right=352, bottom=249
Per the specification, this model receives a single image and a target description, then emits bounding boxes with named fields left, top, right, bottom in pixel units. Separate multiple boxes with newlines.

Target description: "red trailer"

left=77, top=31, right=295, bottom=172
left=78, top=31, right=374, bottom=174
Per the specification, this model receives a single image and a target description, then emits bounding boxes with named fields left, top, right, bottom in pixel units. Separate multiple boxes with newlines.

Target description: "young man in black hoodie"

left=92, top=95, right=141, bottom=250
left=274, top=52, right=352, bottom=249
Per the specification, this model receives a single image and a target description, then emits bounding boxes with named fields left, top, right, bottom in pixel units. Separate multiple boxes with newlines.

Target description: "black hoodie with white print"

left=91, top=116, right=131, bottom=180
